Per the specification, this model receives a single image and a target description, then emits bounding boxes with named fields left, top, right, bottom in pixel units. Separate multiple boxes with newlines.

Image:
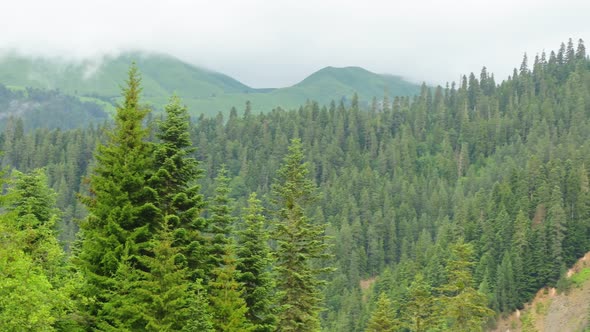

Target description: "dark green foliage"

left=0, top=84, right=108, bottom=132
left=207, top=165, right=236, bottom=274
left=272, top=139, right=333, bottom=332
left=236, top=193, right=278, bottom=332
left=150, top=95, right=207, bottom=280
left=2, top=39, right=590, bottom=331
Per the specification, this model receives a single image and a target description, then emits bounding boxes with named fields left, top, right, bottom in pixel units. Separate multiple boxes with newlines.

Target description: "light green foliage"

left=206, top=166, right=250, bottom=331
left=7, top=169, right=65, bottom=278
left=208, top=252, right=252, bottom=332
left=439, top=241, right=495, bottom=331
left=0, top=169, right=72, bottom=331
left=403, top=274, right=437, bottom=332
left=76, top=64, right=159, bottom=327
left=520, top=311, right=538, bottom=332
left=366, top=293, right=399, bottom=332
left=183, top=279, right=214, bottom=332
left=0, top=236, right=58, bottom=332
left=571, top=268, right=590, bottom=286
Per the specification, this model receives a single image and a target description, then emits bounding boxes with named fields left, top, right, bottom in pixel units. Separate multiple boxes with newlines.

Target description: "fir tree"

left=208, top=251, right=252, bottom=332
left=439, top=241, right=494, bottom=331
left=366, top=293, right=399, bottom=332
left=272, top=139, right=333, bottom=332
left=0, top=169, right=73, bottom=331
left=129, top=220, right=197, bottom=331
left=7, top=169, right=65, bottom=278
left=403, top=273, right=437, bottom=332
left=236, top=193, right=278, bottom=332
left=149, top=95, right=207, bottom=280
left=183, top=279, right=214, bottom=332
left=207, top=165, right=236, bottom=273
left=75, top=64, right=159, bottom=327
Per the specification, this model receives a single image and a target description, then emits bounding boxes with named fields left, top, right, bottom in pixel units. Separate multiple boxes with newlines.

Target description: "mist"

left=1, top=0, right=589, bottom=87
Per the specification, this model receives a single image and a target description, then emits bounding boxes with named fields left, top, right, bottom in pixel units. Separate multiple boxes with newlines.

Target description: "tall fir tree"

left=149, top=95, right=207, bottom=280
left=208, top=250, right=252, bottom=332
left=403, top=273, right=438, bottom=332
left=439, top=241, right=494, bottom=331
left=75, top=64, right=159, bottom=328
left=272, top=139, right=333, bottom=332
left=207, top=165, right=236, bottom=273
left=236, top=193, right=278, bottom=332
left=205, top=165, right=250, bottom=331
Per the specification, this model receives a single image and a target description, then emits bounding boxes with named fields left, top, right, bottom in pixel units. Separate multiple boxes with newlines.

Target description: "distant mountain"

left=271, top=66, right=421, bottom=106
left=0, top=52, right=259, bottom=105
left=0, top=52, right=422, bottom=117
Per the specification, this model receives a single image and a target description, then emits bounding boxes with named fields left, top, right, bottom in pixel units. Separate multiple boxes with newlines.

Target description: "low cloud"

left=0, top=0, right=588, bottom=87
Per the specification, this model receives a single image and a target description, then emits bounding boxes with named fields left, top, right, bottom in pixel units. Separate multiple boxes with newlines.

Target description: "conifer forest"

left=1, top=39, right=590, bottom=331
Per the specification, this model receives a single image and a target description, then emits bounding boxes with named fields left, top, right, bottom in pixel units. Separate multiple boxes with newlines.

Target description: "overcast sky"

left=1, top=0, right=589, bottom=88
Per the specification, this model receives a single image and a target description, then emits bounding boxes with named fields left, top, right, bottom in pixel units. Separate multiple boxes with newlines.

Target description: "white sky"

left=1, top=0, right=589, bottom=87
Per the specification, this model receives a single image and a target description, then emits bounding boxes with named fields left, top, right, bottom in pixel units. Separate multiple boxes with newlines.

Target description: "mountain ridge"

left=0, top=51, right=421, bottom=116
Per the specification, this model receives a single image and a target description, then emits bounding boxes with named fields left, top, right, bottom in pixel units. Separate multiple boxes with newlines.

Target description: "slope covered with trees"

left=0, top=39, right=589, bottom=331
left=0, top=83, right=109, bottom=130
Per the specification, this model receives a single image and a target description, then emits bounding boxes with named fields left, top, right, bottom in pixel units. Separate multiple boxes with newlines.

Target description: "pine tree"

left=366, top=293, right=399, bottom=332
left=236, top=193, right=278, bottom=332
left=403, top=274, right=437, bottom=332
left=183, top=279, right=214, bottom=332
left=0, top=169, right=73, bottom=331
left=272, top=138, right=333, bottom=332
left=75, top=64, right=159, bottom=327
left=208, top=251, right=252, bottom=332
left=495, top=252, right=516, bottom=313
left=439, top=241, right=494, bottom=331
left=207, top=165, right=236, bottom=274
left=130, top=220, right=197, bottom=331
left=149, top=95, right=207, bottom=280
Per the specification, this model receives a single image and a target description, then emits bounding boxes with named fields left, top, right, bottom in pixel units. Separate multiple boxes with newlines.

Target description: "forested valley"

left=1, top=39, right=590, bottom=331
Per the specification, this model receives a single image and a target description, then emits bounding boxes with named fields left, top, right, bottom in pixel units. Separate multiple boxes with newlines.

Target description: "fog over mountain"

left=1, top=0, right=589, bottom=87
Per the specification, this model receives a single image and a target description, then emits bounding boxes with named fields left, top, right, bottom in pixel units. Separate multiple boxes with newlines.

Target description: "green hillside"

left=0, top=52, right=421, bottom=117
left=0, top=52, right=256, bottom=105
left=281, top=66, right=420, bottom=103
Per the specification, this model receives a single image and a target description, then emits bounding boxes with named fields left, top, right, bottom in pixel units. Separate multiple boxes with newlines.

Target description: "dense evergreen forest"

left=1, top=39, right=589, bottom=331
left=0, top=84, right=109, bottom=131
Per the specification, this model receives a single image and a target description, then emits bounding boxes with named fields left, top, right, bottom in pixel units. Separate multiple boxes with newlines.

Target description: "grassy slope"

left=0, top=53, right=421, bottom=116
left=491, top=253, right=590, bottom=332
left=0, top=52, right=254, bottom=97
